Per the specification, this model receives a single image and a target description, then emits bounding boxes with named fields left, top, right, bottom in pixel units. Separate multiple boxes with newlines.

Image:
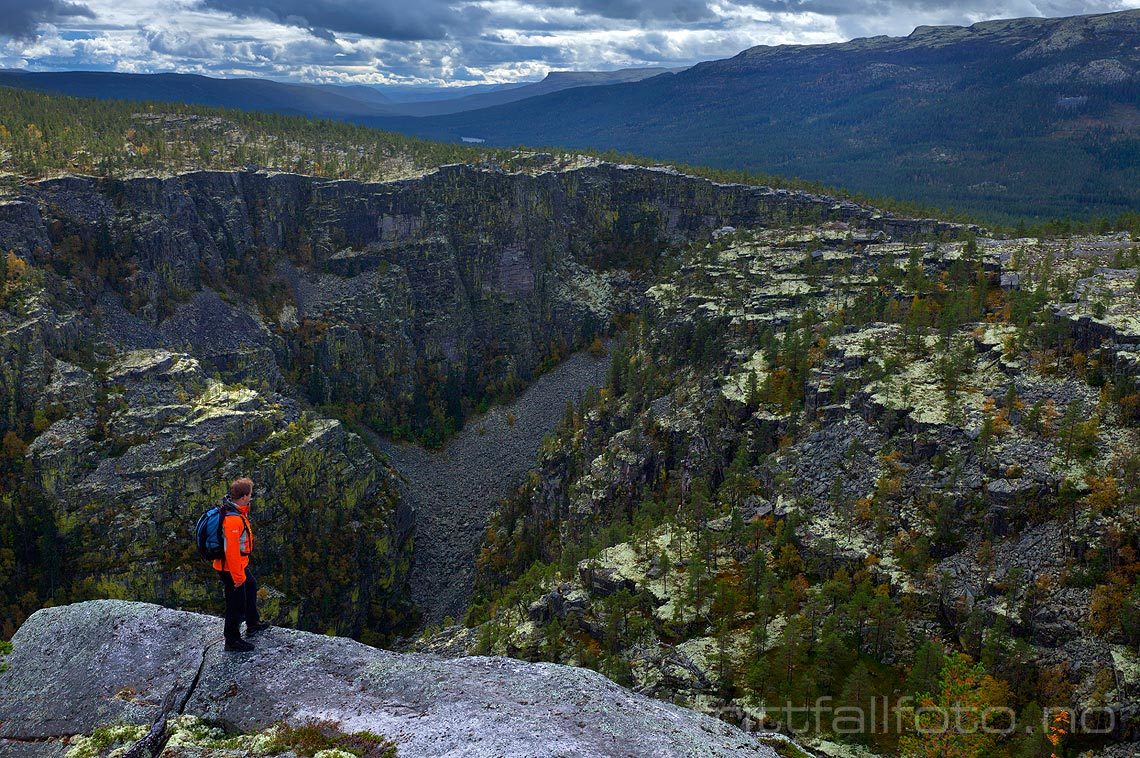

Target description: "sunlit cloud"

left=0, top=0, right=1138, bottom=85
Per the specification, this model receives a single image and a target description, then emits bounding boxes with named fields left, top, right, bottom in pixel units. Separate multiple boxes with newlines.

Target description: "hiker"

left=214, top=477, right=270, bottom=651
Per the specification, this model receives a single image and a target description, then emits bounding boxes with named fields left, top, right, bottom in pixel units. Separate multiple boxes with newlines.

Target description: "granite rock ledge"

left=0, top=600, right=789, bottom=758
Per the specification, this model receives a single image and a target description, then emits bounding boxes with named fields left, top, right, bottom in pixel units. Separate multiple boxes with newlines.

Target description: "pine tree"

left=904, top=640, right=945, bottom=697
left=837, top=661, right=876, bottom=744
left=901, top=653, right=1009, bottom=758
left=1122, top=578, right=1140, bottom=653
left=1060, top=399, right=1083, bottom=467
left=745, top=369, right=759, bottom=409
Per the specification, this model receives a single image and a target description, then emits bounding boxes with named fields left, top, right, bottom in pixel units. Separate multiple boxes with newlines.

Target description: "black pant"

left=217, top=568, right=260, bottom=643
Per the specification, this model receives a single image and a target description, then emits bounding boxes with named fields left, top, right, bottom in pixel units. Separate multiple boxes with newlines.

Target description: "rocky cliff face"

left=0, top=161, right=962, bottom=640
left=447, top=227, right=1140, bottom=755
left=0, top=600, right=791, bottom=758
left=2, top=162, right=945, bottom=444
left=3, top=160, right=1136, bottom=756
left=25, top=345, right=412, bottom=639
left=8, top=163, right=962, bottom=399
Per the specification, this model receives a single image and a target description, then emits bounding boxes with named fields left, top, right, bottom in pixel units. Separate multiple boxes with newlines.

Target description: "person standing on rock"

left=214, top=477, right=270, bottom=652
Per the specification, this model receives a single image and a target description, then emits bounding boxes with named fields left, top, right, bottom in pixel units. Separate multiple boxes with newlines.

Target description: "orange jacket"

left=212, top=502, right=253, bottom=585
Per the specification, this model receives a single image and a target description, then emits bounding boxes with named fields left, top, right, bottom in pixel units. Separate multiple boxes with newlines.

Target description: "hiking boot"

left=245, top=621, right=271, bottom=636
left=224, top=638, right=255, bottom=652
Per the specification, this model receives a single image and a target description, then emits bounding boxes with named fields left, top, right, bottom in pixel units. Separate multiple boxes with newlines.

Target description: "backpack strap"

left=218, top=500, right=253, bottom=559
left=216, top=500, right=237, bottom=566
left=236, top=512, right=252, bottom=555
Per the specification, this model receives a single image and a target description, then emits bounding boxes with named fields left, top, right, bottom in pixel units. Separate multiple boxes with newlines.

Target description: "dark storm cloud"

left=541, top=0, right=719, bottom=22
left=199, top=0, right=1138, bottom=42
left=723, top=0, right=1138, bottom=41
left=733, top=0, right=1134, bottom=23
left=466, top=38, right=571, bottom=65
left=0, top=0, right=95, bottom=39
left=199, top=0, right=458, bottom=40
left=3, top=0, right=1138, bottom=85
left=205, top=0, right=724, bottom=35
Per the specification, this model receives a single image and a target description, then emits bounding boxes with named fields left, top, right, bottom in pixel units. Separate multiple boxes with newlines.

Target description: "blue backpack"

left=194, top=501, right=239, bottom=561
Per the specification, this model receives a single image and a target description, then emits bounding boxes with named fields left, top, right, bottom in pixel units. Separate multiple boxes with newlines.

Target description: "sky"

left=1, top=0, right=1139, bottom=87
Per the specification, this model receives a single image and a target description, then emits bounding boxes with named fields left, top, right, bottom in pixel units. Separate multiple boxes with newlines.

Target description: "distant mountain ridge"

left=2, top=10, right=1138, bottom=218
left=0, top=66, right=682, bottom=119
left=0, top=70, right=390, bottom=117
left=371, top=9, right=1140, bottom=220
left=392, top=68, right=683, bottom=115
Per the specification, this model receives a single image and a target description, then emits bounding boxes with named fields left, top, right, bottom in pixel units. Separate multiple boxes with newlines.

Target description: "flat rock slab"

left=0, top=601, right=780, bottom=758
left=0, top=600, right=213, bottom=739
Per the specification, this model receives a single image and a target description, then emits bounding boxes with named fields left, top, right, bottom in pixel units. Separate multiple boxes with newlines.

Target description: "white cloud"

left=0, top=0, right=1137, bottom=85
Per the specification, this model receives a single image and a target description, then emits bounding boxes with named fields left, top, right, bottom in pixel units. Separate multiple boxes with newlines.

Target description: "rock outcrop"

left=3, top=164, right=965, bottom=411
left=23, top=347, right=412, bottom=640
left=443, top=227, right=1140, bottom=750
left=0, top=600, right=786, bottom=758
left=0, top=161, right=969, bottom=638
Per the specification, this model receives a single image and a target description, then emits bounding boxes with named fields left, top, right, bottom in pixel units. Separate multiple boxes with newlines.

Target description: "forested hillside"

left=0, top=100, right=963, bottom=650
left=0, top=86, right=479, bottom=182
left=371, top=10, right=1140, bottom=223
left=435, top=226, right=1140, bottom=756
left=0, top=86, right=1137, bottom=757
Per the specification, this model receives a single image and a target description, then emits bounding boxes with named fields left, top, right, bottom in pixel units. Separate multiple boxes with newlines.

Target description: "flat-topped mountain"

left=374, top=9, right=1140, bottom=219
left=3, top=10, right=1136, bottom=218
left=389, top=68, right=686, bottom=116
